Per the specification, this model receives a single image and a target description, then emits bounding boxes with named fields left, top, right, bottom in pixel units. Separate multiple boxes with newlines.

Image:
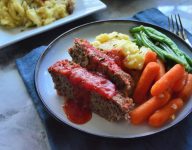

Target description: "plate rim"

left=34, top=19, right=192, bottom=138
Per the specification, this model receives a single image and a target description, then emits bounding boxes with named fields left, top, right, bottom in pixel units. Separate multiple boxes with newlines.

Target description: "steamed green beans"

left=130, top=25, right=192, bottom=72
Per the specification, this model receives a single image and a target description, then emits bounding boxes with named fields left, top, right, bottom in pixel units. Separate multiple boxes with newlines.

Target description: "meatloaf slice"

left=48, top=60, right=133, bottom=121
left=68, top=38, right=134, bottom=96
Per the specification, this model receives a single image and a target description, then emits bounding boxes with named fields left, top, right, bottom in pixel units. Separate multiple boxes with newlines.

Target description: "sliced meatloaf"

left=68, top=38, right=134, bottom=96
left=48, top=60, right=133, bottom=121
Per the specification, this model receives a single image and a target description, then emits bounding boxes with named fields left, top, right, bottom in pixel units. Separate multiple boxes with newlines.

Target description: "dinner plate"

left=35, top=20, right=192, bottom=138
left=0, top=0, right=106, bottom=49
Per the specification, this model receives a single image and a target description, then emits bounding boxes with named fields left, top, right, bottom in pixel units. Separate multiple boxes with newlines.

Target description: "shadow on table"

left=46, top=112, right=191, bottom=150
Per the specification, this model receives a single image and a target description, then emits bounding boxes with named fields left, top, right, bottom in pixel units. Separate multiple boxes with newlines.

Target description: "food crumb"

left=171, top=104, right=178, bottom=110
left=171, top=115, right=175, bottom=120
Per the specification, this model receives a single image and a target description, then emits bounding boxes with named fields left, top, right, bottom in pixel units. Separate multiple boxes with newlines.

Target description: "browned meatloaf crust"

left=48, top=60, right=133, bottom=121
left=68, top=38, right=134, bottom=96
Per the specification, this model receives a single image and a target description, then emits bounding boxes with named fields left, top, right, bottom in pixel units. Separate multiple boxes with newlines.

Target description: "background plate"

left=0, top=0, right=106, bottom=48
left=35, top=20, right=192, bottom=138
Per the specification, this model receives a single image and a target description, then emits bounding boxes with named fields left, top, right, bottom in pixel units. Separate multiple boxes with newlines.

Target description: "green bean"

left=143, top=26, right=169, bottom=39
left=156, top=48, right=191, bottom=71
left=140, top=32, right=192, bottom=71
left=130, top=26, right=192, bottom=72
left=144, top=27, right=180, bottom=50
left=158, top=43, right=177, bottom=56
left=140, top=32, right=165, bottom=61
left=160, top=51, right=188, bottom=68
left=144, top=29, right=165, bottom=41
left=158, top=42, right=188, bottom=65
left=185, top=55, right=192, bottom=66
left=129, top=26, right=144, bottom=33
left=133, top=33, right=142, bottom=46
left=143, top=26, right=192, bottom=65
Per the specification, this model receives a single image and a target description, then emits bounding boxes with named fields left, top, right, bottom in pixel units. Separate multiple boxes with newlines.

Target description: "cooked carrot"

left=130, top=91, right=171, bottom=125
left=148, top=98, right=183, bottom=127
left=172, top=72, right=188, bottom=92
left=178, top=74, right=192, bottom=101
left=151, top=64, right=185, bottom=96
left=133, top=62, right=160, bottom=104
left=156, top=59, right=166, bottom=80
left=144, top=51, right=157, bottom=65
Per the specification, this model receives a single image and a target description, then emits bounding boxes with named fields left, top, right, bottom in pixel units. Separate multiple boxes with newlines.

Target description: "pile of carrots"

left=130, top=51, right=192, bottom=127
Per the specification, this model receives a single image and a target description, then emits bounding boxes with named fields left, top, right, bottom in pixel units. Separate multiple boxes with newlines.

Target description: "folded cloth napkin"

left=16, top=8, right=192, bottom=150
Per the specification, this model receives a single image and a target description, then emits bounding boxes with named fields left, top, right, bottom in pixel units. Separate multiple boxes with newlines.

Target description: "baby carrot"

left=144, top=51, right=157, bottom=65
left=177, top=74, right=192, bottom=101
left=130, top=91, right=171, bottom=125
left=133, top=62, right=160, bottom=104
left=172, top=72, right=188, bottom=92
left=156, top=59, right=166, bottom=80
left=151, top=64, right=185, bottom=96
left=148, top=98, right=184, bottom=127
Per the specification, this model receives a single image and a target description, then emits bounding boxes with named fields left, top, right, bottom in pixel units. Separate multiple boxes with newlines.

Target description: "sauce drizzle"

left=64, top=99, right=92, bottom=124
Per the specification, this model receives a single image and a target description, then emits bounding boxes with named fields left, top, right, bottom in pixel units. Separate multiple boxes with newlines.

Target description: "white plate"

left=35, top=20, right=192, bottom=138
left=0, top=0, right=106, bottom=49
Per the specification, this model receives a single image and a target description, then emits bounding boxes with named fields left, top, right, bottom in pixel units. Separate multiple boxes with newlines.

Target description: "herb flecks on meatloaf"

left=69, top=38, right=134, bottom=96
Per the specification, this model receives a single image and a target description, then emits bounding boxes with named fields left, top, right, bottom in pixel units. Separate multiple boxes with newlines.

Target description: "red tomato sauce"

left=104, top=49, right=125, bottom=69
left=77, top=39, right=126, bottom=75
left=51, top=60, right=117, bottom=124
left=64, top=99, right=92, bottom=124
left=52, top=60, right=116, bottom=100
left=63, top=86, right=92, bottom=124
left=69, top=68, right=116, bottom=99
left=63, top=66, right=117, bottom=124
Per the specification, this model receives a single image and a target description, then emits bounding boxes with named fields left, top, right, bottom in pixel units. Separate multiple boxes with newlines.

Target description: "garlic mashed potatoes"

left=0, top=0, right=74, bottom=28
left=92, top=32, right=150, bottom=70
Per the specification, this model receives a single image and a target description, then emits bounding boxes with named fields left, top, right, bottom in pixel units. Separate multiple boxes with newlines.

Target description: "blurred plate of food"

left=35, top=20, right=192, bottom=138
left=0, top=0, right=106, bottom=48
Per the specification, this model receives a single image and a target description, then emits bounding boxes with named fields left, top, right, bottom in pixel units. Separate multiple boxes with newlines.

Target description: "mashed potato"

left=0, top=0, right=74, bottom=28
left=92, top=32, right=150, bottom=70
